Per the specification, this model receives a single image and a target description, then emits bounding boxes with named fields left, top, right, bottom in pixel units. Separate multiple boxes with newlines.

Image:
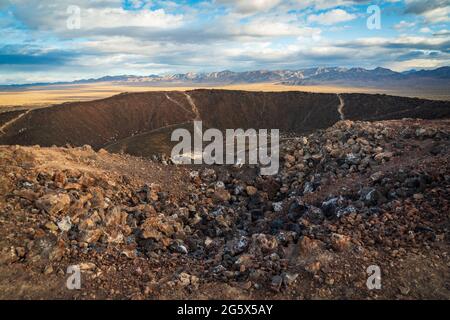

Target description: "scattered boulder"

left=35, top=193, right=71, bottom=215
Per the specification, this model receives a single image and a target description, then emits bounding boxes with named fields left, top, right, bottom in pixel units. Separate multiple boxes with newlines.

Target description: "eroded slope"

left=1, top=90, right=449, bottom=158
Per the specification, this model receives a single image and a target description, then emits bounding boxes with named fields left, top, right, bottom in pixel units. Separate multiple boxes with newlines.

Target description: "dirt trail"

left=103, top=121, right=192, bottom=150
left=165, top=93, right=196, bottom=116
left=337, top=94, right=345, bottom=120
left=184, top=92, right=201, bottom=120
left=0, top=109, right=30, bottom=135
left=184, top=92, right=202, bottom=159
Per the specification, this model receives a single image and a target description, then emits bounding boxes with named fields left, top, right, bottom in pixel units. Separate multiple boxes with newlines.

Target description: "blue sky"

left=0, top=0, right=449, bottom=84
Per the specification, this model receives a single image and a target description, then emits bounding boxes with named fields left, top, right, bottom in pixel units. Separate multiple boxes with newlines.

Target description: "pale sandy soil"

left=0, top=82, right=447, bottom=109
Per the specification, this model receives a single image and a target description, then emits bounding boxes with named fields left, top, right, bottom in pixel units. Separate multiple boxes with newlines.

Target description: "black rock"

left=271, top=275, right=283, bottom=292
left=251, top=209, right=265, bottom=222
left=321, top=196, right=344, bottom=218
left=288, top=200, right=307, bottom=221
left=361, top=188, right=386, bottom=206
left=270, top=219, right=284, bottom=233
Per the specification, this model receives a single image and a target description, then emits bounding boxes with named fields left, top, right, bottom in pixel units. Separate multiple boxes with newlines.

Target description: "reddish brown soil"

left=0, top=119, right=449, bottom=300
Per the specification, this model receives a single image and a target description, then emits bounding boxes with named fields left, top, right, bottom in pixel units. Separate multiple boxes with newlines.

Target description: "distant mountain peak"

left=1, top=66, right=449, bottom=88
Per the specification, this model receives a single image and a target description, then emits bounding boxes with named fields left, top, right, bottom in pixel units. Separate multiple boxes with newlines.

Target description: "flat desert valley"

left=1, top=82, right=449, bottom=109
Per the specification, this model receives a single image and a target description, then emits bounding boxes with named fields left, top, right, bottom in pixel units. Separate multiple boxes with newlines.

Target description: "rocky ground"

left=0, top=119, right=449, bottom=300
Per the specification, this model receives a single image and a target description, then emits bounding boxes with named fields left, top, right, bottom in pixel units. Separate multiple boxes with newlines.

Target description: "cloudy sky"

left=0, top=0, right=449, bottom=84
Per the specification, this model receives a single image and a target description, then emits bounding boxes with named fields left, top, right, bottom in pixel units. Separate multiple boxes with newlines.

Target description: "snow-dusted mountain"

left=2, top=66, right=449, bottom=88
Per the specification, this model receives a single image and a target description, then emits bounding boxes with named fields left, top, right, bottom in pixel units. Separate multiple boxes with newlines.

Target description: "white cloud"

left=385, top=59, right=448, bottom=71
left=0, top=0, right=448, bottom=83
left=345, top=35, right=450, bottom=50
left=434, top=29, right=449, bottom=36
left=80, top=8, right=183, bottom=29
left=216, top=0, right=282, bottom=14
left=307, top=9, right=357, bottom=25
left=405, top=0, right=450, bottom=23
left=419, top=27, right=432, bottom=33
left=216, top=14, right=322, bottom=38
left=394, top=20, right=416, bottom=30
left=421, top=6, right=450, bottom=23
left=290, top=0, right=372, bottom=10
left=3, top=0, right=183, bottom=31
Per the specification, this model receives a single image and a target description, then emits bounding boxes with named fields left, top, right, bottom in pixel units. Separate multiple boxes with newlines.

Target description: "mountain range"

left=3, top=66, right=450, bottom=89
